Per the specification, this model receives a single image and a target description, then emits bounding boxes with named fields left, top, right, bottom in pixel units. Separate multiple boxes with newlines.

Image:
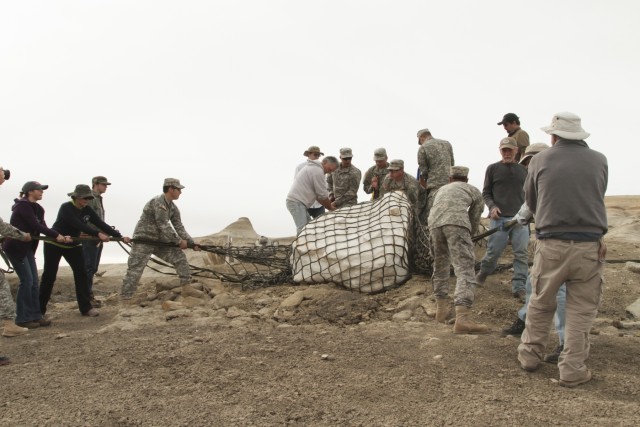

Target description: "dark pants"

left=40, top=243, right=93, bottom=315
left=308, top=206, right=325, bottom=219
left=82, top=241, right=103, bottom=297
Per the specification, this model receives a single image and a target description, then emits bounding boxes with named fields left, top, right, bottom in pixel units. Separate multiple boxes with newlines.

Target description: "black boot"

left=544, top=344, right=564, bottom=363
left=501, top=317, right=525, bottom=336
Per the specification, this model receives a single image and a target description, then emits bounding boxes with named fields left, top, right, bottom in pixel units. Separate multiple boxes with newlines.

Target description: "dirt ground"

left=2, top=196, right=640, bottom=426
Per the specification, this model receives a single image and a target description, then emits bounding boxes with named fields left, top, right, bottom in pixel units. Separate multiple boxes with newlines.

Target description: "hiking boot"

left=0, top=355, right=10, bottom=366
left=38, top=318, right=52, bottom=327
left=90, top=298, right=103, bottom=308
left=544, top=344, right=564, bottom=364
left=435, top=299, right=451, bottom=324
left=82, top=308, right=100, bottom=317
left=2, top=319, right=29, bottom=337
left=453, top=306, right=489, bottom=335
left=475, top=271, right=488, bottom=287
left=16, top=321, right=40, bottom=329
left=501, top=317, right=525, bottom=336
left=559, top=370, right=592, bottom=388
left=513, top=289, right=526, bottom=303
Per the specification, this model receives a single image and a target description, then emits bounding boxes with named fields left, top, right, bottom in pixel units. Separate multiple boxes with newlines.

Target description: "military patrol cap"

left=387, top=159, right=404, bottom=170
left=416, top=128, right=430, bottom=137
left=303, top=146, right=324, bottom=156
left=67, top=184, right=94, bottom=199
left=164, top=178, right=185, bottom=189
left=450, top=166, right=469, bottom=178
left=22, top=181, right=48, bottom=193
left=373, top=148, right=387, bottom=161
left=519, top=142, right=550, bottom=164
left=340, top=148, right=353, bottom=159
left=92, top=176, right=111, bottom=185
left=497, top=113, right=519, bottom=125
left=499, top=137, right=518, bottom=149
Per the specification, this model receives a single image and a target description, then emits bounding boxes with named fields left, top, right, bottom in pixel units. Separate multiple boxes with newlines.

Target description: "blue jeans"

left=479, top=216, right=529, bottom=293
left=8, top=252, right=43, bottom=324
left=519, top=273, right=566, bottom=345
left=286, top=199, right=311, bottom=235
left=82, top=241, right=103, bottom=296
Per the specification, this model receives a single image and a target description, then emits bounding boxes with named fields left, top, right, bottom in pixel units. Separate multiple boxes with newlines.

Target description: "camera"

left=2, top=169, right=9, bottom=180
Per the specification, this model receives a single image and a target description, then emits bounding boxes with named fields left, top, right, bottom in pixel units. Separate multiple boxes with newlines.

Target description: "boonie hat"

left=387, top=159, right=404, bottom=170
left=450, top=166, right=469, bottom=178
left=22, top=181, right=48, bottom=193
left=67, top=184, right=94, bottom=199
left=541, top=112, right=590, bottom=140
left=497, top=113, right=519, bottom=125
left=373, top=148, right=387, bottom=161
left=340, top=148, right=353, bottom=159
left=164, top=178, right=185, bottom=189
left=92, top=176, right=111, bottom=185
left=417, top=128, right=430, bottom=138
left=303, top=146, right=324, bottom=156
left=519, top=142, right=550, bottom=164
left=499, top=137, right=518, bottom=150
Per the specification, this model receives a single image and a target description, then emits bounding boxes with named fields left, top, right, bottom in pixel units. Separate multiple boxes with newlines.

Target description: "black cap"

left=497, top=113, right=519, bottom=125
left=22, top=181, right=49, bottom=193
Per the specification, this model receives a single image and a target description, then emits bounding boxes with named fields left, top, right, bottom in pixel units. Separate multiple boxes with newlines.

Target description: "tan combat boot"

left=435, top=299, right=451, bottom=323
left=2, top=319, right=29, bottom=337
left=453, top=306, right=489, bottom=335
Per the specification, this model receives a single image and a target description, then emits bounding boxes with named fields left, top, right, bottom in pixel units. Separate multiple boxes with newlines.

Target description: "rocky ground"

left=1, top=196, right=640, bottom=426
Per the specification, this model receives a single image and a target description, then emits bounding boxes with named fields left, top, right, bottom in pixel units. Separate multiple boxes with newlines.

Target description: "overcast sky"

left=1, top=1, right=638, bottom=263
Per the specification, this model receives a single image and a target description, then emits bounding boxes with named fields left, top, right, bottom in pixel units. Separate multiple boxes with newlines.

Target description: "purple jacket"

left=2, top=197, right=59, bottom=260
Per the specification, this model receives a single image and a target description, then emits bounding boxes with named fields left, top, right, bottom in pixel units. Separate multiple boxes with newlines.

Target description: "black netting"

left=291, top=191, right=432, bottom=293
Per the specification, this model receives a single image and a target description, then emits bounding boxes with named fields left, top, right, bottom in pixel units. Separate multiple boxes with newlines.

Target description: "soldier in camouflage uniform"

left=121, top=178, right=201, bottom=299
left=380, top=159, right=424, bottom=218
left=327, top=148, right=362, bottom=208
left=428, top=166, right=488, bottom=334
left=0, top=166, right=32, bottom=338
left=362, top=148, right=389, bottom=201
left=417, top=129, right=455, bottom=222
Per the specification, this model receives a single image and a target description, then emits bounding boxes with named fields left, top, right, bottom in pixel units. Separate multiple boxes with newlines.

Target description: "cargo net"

left=291, top=191, right=433, bottom=294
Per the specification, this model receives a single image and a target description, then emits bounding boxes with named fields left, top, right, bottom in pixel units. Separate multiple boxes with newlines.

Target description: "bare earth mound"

left=2, top=201, right=640, bottom=426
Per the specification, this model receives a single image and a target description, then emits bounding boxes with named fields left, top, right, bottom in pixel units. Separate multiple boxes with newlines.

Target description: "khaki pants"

left=518, top=239, right=603, bottom=382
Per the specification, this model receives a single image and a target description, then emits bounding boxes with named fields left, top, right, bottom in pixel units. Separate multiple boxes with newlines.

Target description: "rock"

left=626, top=297, right=640, bottom=319
left=55, top=334, right=69, bottom=340
left=433, top=355, right=443, bottom=360
left=397, top=296, right=422, bottom=311
left=211, top=293, right=236, bottom=309
left=280, top=291, right=305, bottom=308
left=226, top=306, right=249, bottom=318
left=182, top=296, right=205, bottom=308
left=165, top=309, right=192, bottom=320
left=181, top=285, right=204, bottom=299
left=625, top=262, right=640, bottom=274
left=599, top=326, right=621, bottom=336
left=258, top=306, right=274, bottom=317
left=321, top=354, right=330, bottom=360
left=208, top=280, right=226, bottom=296
left=156, top=279, right=181, bottom=293
left=161, top=300, right=185, bottom=311
left=392, top=310, right=413, bottom=321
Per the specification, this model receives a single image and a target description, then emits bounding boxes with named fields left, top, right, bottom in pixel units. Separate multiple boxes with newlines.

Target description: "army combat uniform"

left=122, top=194, right=195, bottom=298
left=428, top=179, right=483, bottom=308
left=327, top=164, right=361, bottom=208
left=362, top=164, right=389, bottom=201
left=380, top=173, right=424, bottom=218
left=417, top=138, right=455, bottom=219
left=0, top=217, right=28, bottom=321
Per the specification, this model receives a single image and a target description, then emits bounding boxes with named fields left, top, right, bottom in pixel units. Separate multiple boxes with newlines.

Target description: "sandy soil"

left=2, top=197, right=640, bottom=426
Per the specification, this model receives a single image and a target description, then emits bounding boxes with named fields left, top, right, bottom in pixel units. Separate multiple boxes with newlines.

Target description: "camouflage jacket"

left=428, top=181, right=483, bottom=236
left=132, top=195, right=194, bottom=245
left=0, top=216, right=27, bottom=241
left=362, top=163, right=389, bottom=200
left=327, top=164, right=362, bottom=208
left=380, top=173, right=425, bottom=216
left=417, top=138, right=455, bottom=190
left=86, top=191, right=105, bottom=231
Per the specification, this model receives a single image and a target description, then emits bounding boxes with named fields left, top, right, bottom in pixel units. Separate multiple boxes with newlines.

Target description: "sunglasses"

left=342, top=157, right=352, bottom=161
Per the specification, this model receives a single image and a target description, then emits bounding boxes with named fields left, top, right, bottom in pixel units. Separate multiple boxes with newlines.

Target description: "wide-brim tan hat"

left=303, top=146, right=324, bottom=156
left=541, top=112, right=590, bottom=140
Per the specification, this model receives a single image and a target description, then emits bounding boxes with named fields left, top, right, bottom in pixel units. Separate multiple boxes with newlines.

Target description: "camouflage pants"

left=121, top=243, right=191, bottom=297
left=0, top=271, right=16, bottom=320
left=430, top=225, right=476, bottom=307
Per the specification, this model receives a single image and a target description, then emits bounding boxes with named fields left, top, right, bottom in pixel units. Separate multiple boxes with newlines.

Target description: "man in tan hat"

left=327, top=148, right=361, bottom=208
left=428, top=166, right=487, bottom=334
left=362, top=148, right=389, bottom=201
left=498, top=113, right=530, bottom=162
left=475, top=137, right=529, bottom=301
left=0, top=166, right=32, bottom=339
left=121, top=178, right=201, bottom=300
left=295, top=146, right=326, bottom=218
left=82, top=176, right=113, bottom=307
left=416, top=129, right=455, bottom=222
left=518, top=112, right=607, bottom=388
